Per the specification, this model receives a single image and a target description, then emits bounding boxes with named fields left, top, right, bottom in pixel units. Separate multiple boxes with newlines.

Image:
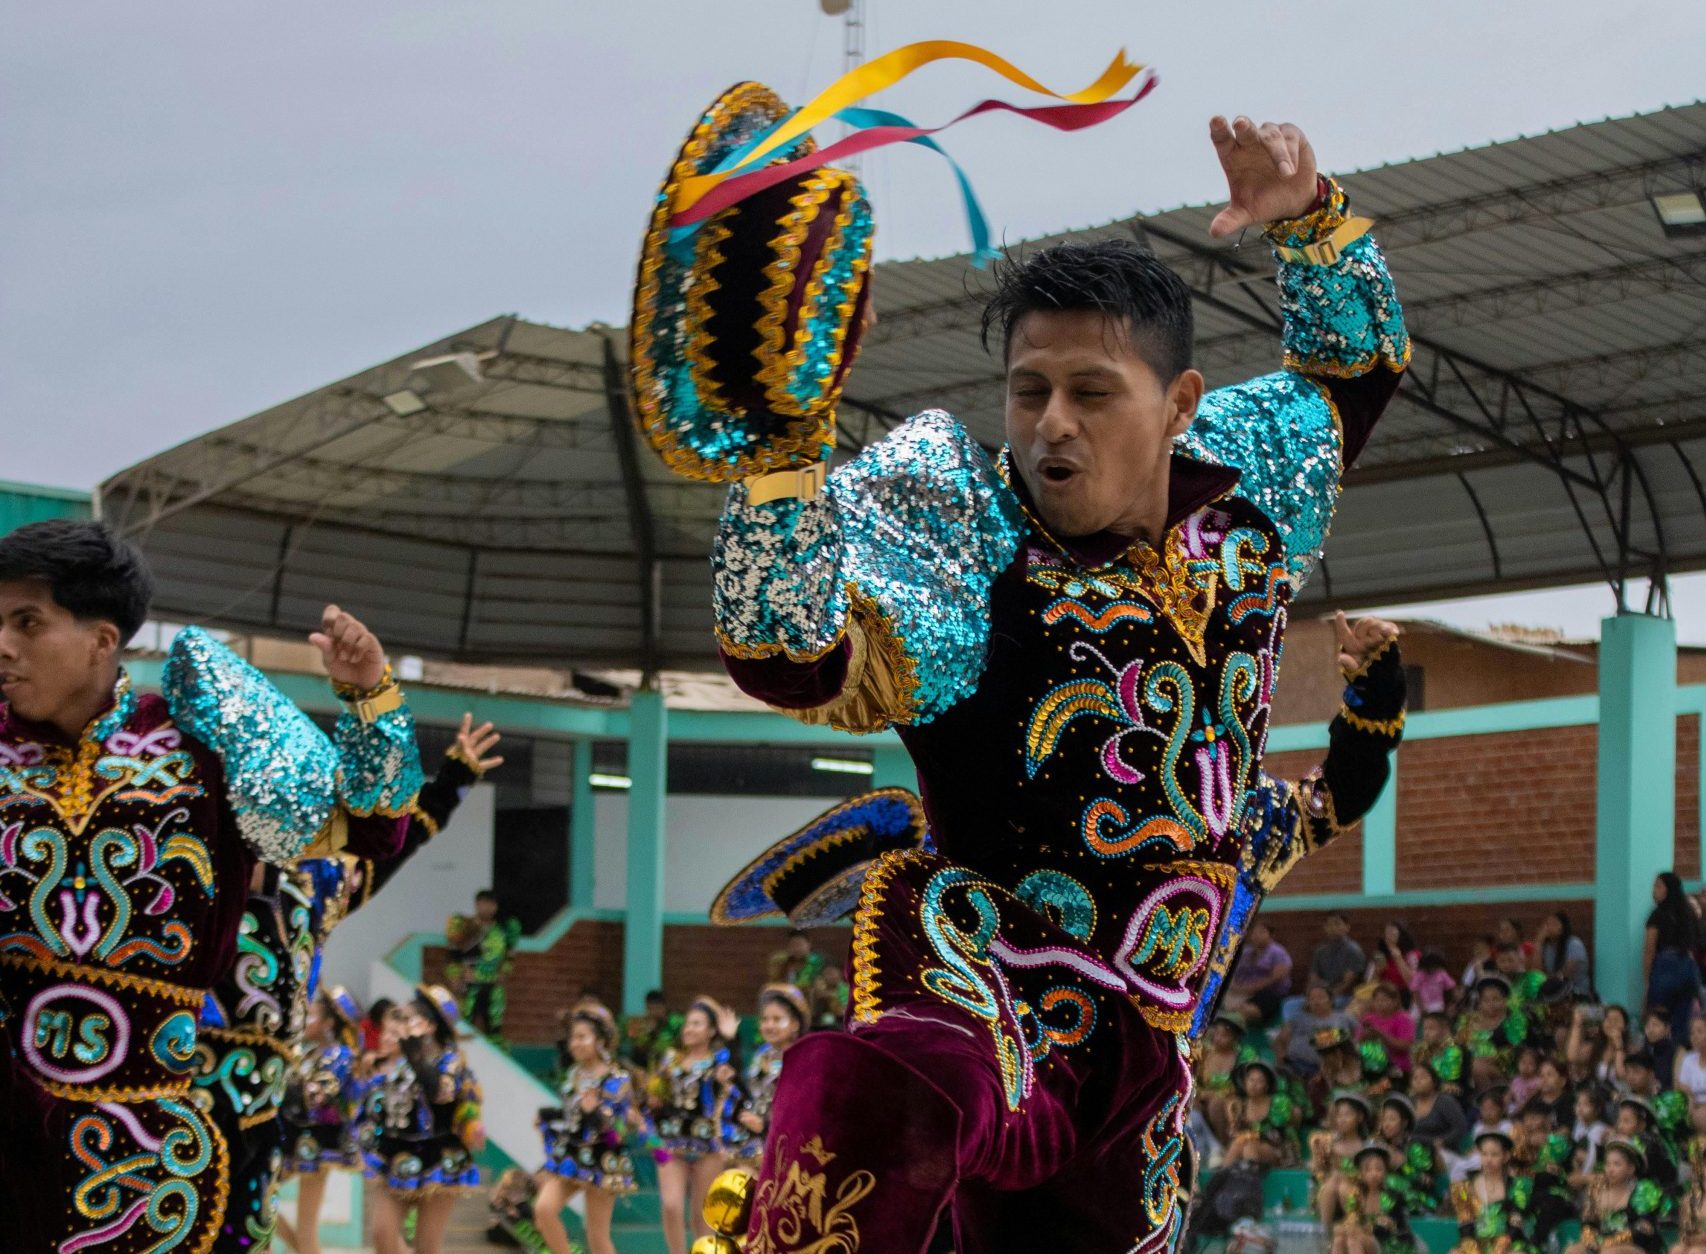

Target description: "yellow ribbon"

left=673, top=40, right=1143, bottom=214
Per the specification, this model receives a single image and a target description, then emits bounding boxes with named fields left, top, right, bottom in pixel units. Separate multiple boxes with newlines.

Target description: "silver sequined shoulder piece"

left=828, top=410, right=1025, bottom=722
left=162, top=626, right=339, bottom=862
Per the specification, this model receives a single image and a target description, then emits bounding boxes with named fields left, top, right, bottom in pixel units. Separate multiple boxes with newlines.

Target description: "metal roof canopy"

left=101, top=102, right=1706, bottom=676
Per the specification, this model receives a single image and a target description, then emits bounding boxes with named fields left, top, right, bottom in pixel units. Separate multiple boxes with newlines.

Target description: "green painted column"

left=568, top=739, right=597, bottom=911
left=1360, top=750, right=1398, bottom=896
left=871, top=743, right=917, bottom=792
left=1595, top=613, right=1676, bottom=1010
left=623, top=691, right=669, bottom=1015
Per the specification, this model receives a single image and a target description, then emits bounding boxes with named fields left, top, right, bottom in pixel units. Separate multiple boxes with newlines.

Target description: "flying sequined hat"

left=710, top=788, right=930, bottom=927
left=630, top=82, right=875, bottom=484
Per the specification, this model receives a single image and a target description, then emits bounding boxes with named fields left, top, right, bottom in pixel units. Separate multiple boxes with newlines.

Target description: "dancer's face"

left=681, top=1008, right=713, bottom=1050
left=1004, top=310, right=1203, bottom=541
left=568, top=1020, right=601, bottom=1064
left=0, top=579, right=120, bottom=730
left=1603, top=1147, right=1634, bottom=1185
left=759, top=1002, right=799, bottom=1048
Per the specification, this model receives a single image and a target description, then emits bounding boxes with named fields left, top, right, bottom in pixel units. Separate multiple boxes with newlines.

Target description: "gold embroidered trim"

left=850, top=850, right=916, bottom=1024
left=444, top=741, right=487, bottom=777
left=1341, top=634, right=1399, bottom=683
left=684, top=212, right=737, bottom=414
left=36, top=1076, right=195, bottom=1102
left=201, top=1025, right=288, bottom=1054
left=1282, top=338, right=1413, bottom=379
left=239, top=1106, right=281, bottom=1131
left=0, top=950, right=205, bottom=1002
left=714, top=619, right=849, bottom=665
left=751, top=171, right=848, bottom=412
left=1130, top=530, right=1218, bottom=669
left=1340, top=708, right=1405, bottom=739
left=410, top=804, right=442, bottom=838
left=779, top=589, right=921, bottom=735
left=189, top=1108, right=233, bottom=1254
left=1136, top=1002, right=1195, bottom=1034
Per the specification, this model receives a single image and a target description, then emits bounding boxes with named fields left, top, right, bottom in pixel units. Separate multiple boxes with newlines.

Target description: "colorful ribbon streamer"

left=671, top=40, right=1150, bottom=217
left=670, top=78, right=1157, bottom=230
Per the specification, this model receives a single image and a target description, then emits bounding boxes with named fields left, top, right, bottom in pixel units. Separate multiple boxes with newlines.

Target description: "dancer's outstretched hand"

left=1334, top=611, right=1400, bottom=673
left=1208, top=115, right=1320, bottom=238
left=310, top=604, right=388, bottom=690
left=454, top=713, right=505, bottom=773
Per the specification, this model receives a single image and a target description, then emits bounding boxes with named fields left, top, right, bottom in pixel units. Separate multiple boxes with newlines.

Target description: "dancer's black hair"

left=0, top=519, right=153, bottom=643
left=981, top=238, right=1195, bottom=381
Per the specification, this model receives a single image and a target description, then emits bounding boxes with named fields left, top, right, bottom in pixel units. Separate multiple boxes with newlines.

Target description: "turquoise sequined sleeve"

left=162, top=626, right=340, bottom=863
left=1179, top=178, right=1408, bottom=590
left=714, top=410, right=1025, bottom=730
left=333, top=695, right=423, bottom=818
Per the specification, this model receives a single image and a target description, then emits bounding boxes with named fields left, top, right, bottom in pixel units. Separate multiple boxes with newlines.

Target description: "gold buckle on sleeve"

left=350, top=684, right=406, bottom=724
left=746, top=462, right=827, bottom=506
left=1276, top=216, right=1375, bottom=266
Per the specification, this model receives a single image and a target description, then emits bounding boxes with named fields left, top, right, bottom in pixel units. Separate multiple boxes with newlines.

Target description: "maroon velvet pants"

left=745, top=852, right=1195, bottom=1254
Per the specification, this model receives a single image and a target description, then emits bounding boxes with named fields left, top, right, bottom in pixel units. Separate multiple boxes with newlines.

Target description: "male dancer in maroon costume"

left=674, top=113, right=1409, bottom=1253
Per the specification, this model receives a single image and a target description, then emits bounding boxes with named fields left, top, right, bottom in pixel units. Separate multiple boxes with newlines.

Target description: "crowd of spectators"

left=1192, top=873, right=1706, bottom=1253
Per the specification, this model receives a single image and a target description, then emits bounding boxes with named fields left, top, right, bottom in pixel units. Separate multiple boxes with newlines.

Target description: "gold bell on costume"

left=703, top=1167, right=756, bottom=1235
left=691, top=1238, right=743, bottom=1254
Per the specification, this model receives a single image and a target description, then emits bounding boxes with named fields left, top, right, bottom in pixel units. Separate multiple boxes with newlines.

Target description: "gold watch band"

left=1274, top=215, right=1374, bottom=266
left=746, top=462, right=827, bottom=506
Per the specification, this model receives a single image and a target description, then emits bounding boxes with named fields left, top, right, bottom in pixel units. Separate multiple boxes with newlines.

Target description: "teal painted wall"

left=0, top=481, right=90, bottom=534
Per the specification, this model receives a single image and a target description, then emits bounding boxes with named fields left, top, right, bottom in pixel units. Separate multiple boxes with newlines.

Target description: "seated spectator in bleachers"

left=1310, top=1092, right=1374, bottom=1228
left=1448, top=1130, right=1525, bottom=1254
left=1222, top=1060, right=1301, bottom=1168
left=1636, top=1008, right=1677, bottom=1093
left=1567, top=1084, right=1611, bottom=1187
left=1563, top=1137, right=1672, bottom=1254
left=1308, top=1027, right=1371, bottom=1113
left=808, top=961, right=848, bottom=1028
left=1409, top=1061, right=1469, bottom=1157
left=1675, top=1013, right=1706, bottom=1100
left=1358, top=982, right=1416, bottom=1076
left=1459, top=975, right=1526, bottom=1089
left=1364, top=924, right=1421, bottom=1006
left=1622, top=1050, right=1662, bottom=1101
left=1459, top=935, right=1497, bottom=993
left=1678, top=1099, right=1706, bottom=1254
left=1532, top=1054, right=1574, bottom=1129
left=1495, top=917, right=1534, bottom=965
left=1506, top=1045, right=1543, bottom=1113
left=1197, top=1015, right=1254, bottom=1144
left=1375, top=1093, right=1437, bottom=1214
left=1414, top=1012, right=1467, bottom=1097
left=1452, top=1086, right=1513, bottom=1184
left=1223, top=920, right=1293, bottom=1028
left=1533, top=910, right=1591, bottom=998
left=767, top=928, right=824, bottom=989
left=1409, top=951, right=1458, bottom=1017
left=1330, top=1144, right=1412, bottom=1254
left=1566, top=1002, right=1631, bottom=1092
left=1311, top=914, right=1368, bottom=1007
left=1278, top=983, right=1358, bottom=1081
left=1511, top=1097, right=1554, bottom=1174
left=1612, top=1096, right=1677, bottom=1192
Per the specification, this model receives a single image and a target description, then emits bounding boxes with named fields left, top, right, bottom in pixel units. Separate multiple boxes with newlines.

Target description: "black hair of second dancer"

left=0, top=519, right=154, bottom=644
left=980, top=238, right=1194, bottom=382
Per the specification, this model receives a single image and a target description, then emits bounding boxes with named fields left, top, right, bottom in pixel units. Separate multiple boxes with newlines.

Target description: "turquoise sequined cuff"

left=1266, top=178, right=1410, bottom=378
left=163, top=626, right=339, bottom=862
left=334, top=696, right=423, bottom=818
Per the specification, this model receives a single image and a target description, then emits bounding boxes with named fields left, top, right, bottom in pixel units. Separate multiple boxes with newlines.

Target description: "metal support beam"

left=1594, top=613, right=1677, bottom=1010
left=622, top=690, right=668, bottom=1015
left=569, top=738, right=598, bottom=911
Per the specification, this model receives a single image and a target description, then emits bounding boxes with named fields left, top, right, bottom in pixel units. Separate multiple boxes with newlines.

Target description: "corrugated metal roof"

left=99, top=102, right=1706, bottom=669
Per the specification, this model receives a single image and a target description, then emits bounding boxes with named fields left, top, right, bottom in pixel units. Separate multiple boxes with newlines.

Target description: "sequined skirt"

left=362, top=1132, right=481, bottom=1194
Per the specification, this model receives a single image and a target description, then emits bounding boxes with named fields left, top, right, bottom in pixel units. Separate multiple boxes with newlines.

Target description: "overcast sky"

left=3, top=1, right=1703, bottom=638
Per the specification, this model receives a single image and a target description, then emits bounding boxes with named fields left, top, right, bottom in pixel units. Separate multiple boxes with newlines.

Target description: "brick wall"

left=1394, top=725, right=1598, bottom=889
